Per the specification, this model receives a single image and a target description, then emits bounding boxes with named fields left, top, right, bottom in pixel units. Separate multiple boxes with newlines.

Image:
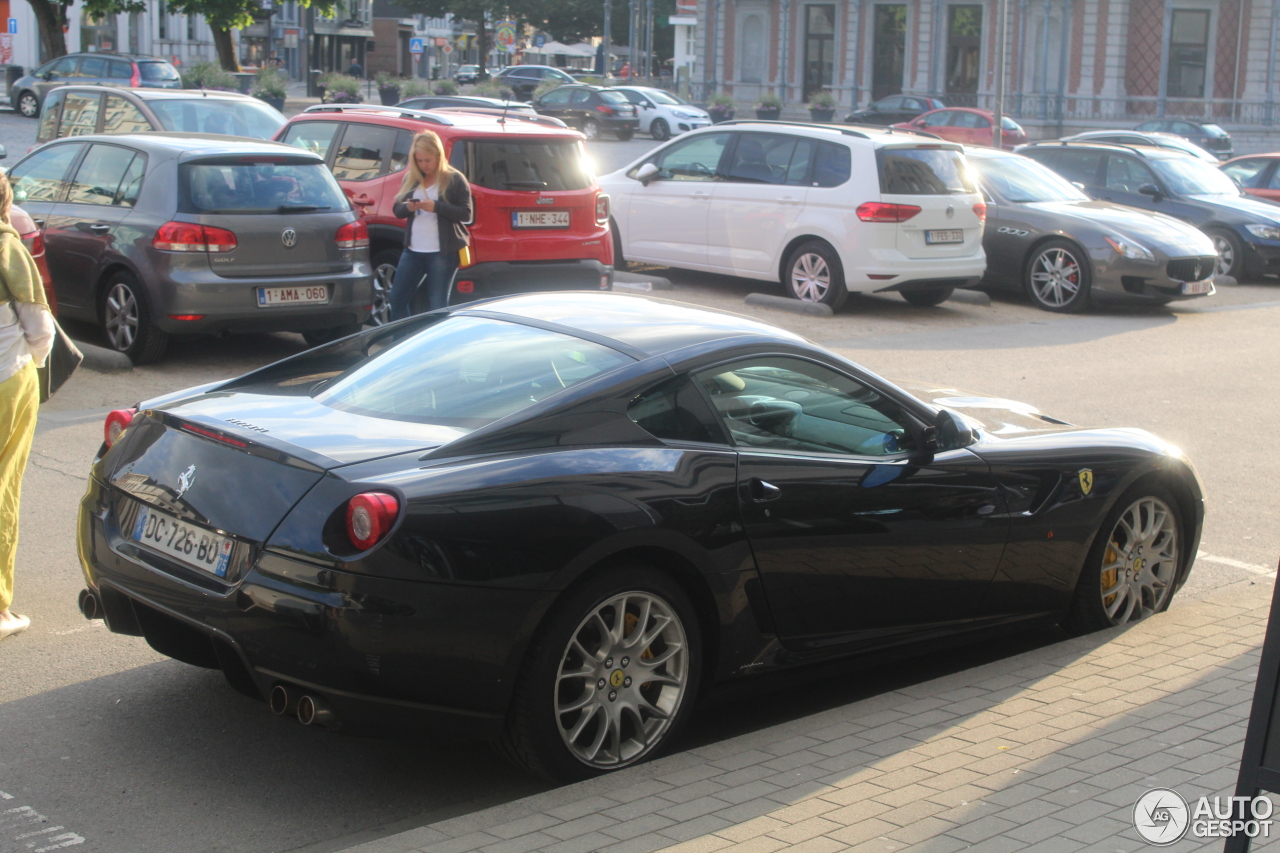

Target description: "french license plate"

left=132, top=506, right=233, bottom=578
left=513, top=211, right=570, bottom=229
left=257, top=285, right=329, bottom=307
left=925, top=230, right=964, bottom=244
left=1182, top=279, right=1214, bottom=295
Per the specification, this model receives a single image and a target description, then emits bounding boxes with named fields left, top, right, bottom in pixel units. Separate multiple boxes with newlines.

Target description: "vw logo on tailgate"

left=281, top=228, right=297, bottom=248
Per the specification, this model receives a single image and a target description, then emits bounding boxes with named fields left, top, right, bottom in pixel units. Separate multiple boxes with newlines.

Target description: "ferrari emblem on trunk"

left=176, top=465, right=197, bottom=499
left=1078, top=469, right=1094, bottom=496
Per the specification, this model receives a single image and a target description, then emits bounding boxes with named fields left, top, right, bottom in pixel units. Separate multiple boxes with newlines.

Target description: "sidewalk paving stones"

left=338, top=578, right=1280, bottom=852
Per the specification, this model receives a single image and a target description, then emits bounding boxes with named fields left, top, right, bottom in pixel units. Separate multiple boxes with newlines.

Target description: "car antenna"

left=499, top=99, right=509, bottom=125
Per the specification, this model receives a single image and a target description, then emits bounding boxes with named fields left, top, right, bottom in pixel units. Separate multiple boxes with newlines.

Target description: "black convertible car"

left=77, top=294, right=1204, bottom=781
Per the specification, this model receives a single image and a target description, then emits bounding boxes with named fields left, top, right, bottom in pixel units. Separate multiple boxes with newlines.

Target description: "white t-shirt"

left=409, top=185, right=441, bottom=253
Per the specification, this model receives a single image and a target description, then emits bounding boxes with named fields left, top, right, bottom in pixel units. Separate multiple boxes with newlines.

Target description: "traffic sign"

left=534, top=34, right=545, bottom=48
left=7, top=19, right=16, bottom=35
left=442, top=44, right=453, bottom=54
left=409, top=37, right=424, bottom=54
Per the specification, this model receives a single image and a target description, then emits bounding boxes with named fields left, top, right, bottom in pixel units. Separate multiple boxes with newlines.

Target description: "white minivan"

left=599, top=122, right=987, bottom=309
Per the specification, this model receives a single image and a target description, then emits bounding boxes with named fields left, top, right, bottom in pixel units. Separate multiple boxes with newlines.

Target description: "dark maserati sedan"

left=967, top=148, right=1218, bottom=311
left=77, top=294, right=1204, bottom=781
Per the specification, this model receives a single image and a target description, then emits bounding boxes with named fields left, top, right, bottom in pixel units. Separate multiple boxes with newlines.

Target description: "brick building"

left=694, top=0, right=1280, bottom=143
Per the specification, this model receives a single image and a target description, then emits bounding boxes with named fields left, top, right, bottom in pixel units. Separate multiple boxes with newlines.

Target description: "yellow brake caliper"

left=1102, top=543, right=1120, bottom=607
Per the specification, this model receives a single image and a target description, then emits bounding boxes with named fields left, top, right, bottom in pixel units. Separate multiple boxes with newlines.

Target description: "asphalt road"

left=1, top=109, right=1278, bottom=853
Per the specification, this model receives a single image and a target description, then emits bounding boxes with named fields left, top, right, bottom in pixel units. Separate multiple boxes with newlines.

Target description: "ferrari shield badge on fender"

left=1078, top=469, right=1094, bottom=496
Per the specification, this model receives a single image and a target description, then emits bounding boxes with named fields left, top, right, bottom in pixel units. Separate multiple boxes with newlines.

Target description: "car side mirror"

left=914, top=119, right=927, bottom=127
left=0, top=145, right=8, bottom=161
left=931, top=408, right=976, bottom=451
left=1138, top=183, right=1163, bottom=199
left=636, top=162, right=660, bottom=185
left=641, top=100, right=653, bottom=109
left=1072, top=181, right=1086, bottom=191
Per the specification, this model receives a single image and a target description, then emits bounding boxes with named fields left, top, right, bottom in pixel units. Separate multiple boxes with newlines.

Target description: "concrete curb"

left=743, top=292, right=834, bottom=317
left=949, top=288, right=992, bottom=306
left=73, top=340, right=133, bottom=373
left=613, top=271, right=674, bottom=292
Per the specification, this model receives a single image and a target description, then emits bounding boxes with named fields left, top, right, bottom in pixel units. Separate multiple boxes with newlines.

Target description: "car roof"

left=697, top=119, right=962, bottom=148
left=64, top=52, right=165, bottom=61
left=459, top=292, right=808, bottom=357
left=291, top=104, right=580, bottom=137
left=40, top=132, right=323, bottom=158
left=1021, top=140, right=1190, bottom=159
left=52, top=85, right=262, bottom=103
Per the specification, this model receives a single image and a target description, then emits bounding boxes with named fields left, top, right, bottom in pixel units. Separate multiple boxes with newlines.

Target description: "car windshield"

left=316, top=316, right=634, bottom=427
left=455, top=139, right=593, bottom=191
left=181, top=159, right=347, bottom=214
left=599, top=90, right=629, bottom=104
left=1001, top=117, right=1021, bottom=131
left=971, top=155, right=1088, bottom=203
left=877, top=147, right=975, bottom=194
left=138, top=61, right=180, bottom=82
left=1149, top=156, right=1240, bottom=196
left=149, top=98, right=285, bottom=139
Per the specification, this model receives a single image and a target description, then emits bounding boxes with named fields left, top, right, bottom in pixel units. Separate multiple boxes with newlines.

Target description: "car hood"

left=894, top=382, right=1078, bottom=437
left=1023, top=200, right=1215, bottom=254
left=1185, top=193, right=1280, bottom=223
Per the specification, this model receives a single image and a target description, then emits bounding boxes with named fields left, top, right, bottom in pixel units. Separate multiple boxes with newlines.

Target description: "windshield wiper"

left=279, top=204, right=330, bottom=212
left=504, top=180, right=548, bottom=190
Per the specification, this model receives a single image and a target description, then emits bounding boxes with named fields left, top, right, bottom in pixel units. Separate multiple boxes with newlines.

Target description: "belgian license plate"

left=132, top=506, right=233, bottom=578
left=257, top=285, right=329, bottom=307
left=1183, top=279, right=1214, bottom=295
left=513, top=211, right=570, bottom=229
left=925, top=230, right=964, bottom=244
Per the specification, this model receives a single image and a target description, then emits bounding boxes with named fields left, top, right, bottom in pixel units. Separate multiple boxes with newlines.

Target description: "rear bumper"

left=155, top=266, right=373, bottom=334
left=447, top=259, right=613, bottom=305
left=844, top=249, right=987, bottom=295
left=78, top=475, right=544, bottom=737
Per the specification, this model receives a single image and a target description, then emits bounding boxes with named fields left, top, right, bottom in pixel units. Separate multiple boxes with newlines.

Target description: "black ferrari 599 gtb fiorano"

left=77, top=292, right=1204, bottom=780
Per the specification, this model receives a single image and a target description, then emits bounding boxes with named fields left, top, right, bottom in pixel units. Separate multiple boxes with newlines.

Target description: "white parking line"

left=1197, top=551, right=1277, bottom=577
left=0, top=795, right=85, bottom=851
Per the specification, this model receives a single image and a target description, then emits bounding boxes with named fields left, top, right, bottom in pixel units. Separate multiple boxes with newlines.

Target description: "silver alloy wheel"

left=790, top=251, right=831, bottom=302
left=370, top=261, right=395, bottom=325
left=104, top=282, right=140, bottom=351
left=1211, top=234, right=1235, bottom=277
left=1030, top=247, right=1082, bottom=307
left=582, top=119, right=600, bottom=141
left=17, top=92, right=37, bottom=118
left=554, top=591, right=689, bottom=769
left=1099, top=496, right=1179, bottom=624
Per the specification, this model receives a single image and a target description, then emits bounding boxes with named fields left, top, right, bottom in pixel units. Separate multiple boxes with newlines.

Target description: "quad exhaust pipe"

left=270, top=683, right=339, bottom=729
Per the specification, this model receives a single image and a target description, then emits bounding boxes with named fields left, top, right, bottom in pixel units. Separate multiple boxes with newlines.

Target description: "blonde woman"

left=0, top=172, right=53, bottom=641
left=389, top=130, right=473, bottom=318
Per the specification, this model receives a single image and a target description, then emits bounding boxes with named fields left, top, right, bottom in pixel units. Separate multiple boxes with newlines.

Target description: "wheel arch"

left=777, top=234, right=840, bottom=284
left=1022, top=233, right=1092, bottom=280
left=94, top=261, right=147, bottom=318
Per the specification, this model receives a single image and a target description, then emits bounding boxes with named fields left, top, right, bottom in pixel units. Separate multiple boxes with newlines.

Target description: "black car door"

left=693, top=355, right=1009, bottom=650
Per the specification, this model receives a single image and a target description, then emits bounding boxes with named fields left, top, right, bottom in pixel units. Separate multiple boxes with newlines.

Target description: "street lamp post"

left=992, top=0, right=1007, bottom=148
left=603, top=0, right=611, bottom=76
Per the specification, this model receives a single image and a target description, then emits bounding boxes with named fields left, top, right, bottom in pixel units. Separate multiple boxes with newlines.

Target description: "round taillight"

left=104, top=408, right=137, bottom=448
left=345, top=492, right=400, bottom=550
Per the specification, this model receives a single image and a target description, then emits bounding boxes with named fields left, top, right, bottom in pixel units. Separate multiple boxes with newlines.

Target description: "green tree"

left=25, top=0, right=145, bottom=60
left=164, top=0, right=339, bottom=71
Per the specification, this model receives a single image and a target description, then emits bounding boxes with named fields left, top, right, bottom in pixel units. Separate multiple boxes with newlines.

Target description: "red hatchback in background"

left=11, top=205, right=55, bottom=315
left=276, top=105, right=613, bottom=323
left=1220, top=153, right=1280, bottom=203
left=893, top=107, right=1028, bottom=150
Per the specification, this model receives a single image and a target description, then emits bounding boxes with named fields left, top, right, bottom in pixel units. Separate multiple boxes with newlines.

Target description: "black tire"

left=784, top=240, right=848, bottom=311
left=1206, top=228, right=1244, bottom=279
left=901, top=287, right=954, bottom=307
left=616, top=128, right=635, bottom=142
left=100, top=271, right=168, bottom=364
left=581, top=118, right=600, bottom=141
left=650, top=119, right=670, bottom=141
left=1063, top=484, right=1183, bottom=636
left=369, top=249, right=398, bottom=326
left=302, top=323, right=361, bottom=347
left=1024, top=238, right=1092, bottom=312
left=610, top=222, right=628, bottom=272
left=16, top=91, right=37, bottom=118
left=497, top=563, right=702, bottom=782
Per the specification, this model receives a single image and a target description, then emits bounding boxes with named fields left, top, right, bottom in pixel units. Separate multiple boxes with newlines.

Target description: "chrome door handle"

left=88, top=224, right=110, bottom=232
left=779, top=196, right=800, bottom=205
left=749, top=478, right=782, bottom=502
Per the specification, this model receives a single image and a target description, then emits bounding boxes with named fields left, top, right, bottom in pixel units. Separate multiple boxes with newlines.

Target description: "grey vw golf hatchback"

left=7, top=133, right=372, bottom=362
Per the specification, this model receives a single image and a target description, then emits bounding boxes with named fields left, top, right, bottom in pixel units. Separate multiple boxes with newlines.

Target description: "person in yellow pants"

left=0, top=172, right=54, bottom=642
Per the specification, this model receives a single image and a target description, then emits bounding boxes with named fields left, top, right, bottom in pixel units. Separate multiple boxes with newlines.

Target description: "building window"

left=1168, top=9, right=1209, bottom=98
left=741, top=14, right=765, bottom=83
left=803, top=5, right=835, bottom=101
left=158, top=10, right=167, bottom=39
left=872, top=4, right=908, bottom=100
left=187, top=13, right=197, bottom=41
left=945, top=4, right=982, bottom=99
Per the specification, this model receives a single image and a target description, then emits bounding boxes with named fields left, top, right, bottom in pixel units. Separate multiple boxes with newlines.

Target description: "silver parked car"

left=6, top=133, right=372, bottom=363
left=967, top=147, right=1218, bottom=311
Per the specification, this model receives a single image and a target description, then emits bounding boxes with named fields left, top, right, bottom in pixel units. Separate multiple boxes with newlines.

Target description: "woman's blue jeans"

left=389, top=249, right=458, bottom=320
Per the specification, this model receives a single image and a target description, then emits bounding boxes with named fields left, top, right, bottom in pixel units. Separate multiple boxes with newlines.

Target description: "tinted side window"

left=77, top=57, right=108, bottom=78
left=10, top=144, right=82, bottom=203
left=117, top=153, right=146, bottom=206
left=67, top=144, right=140, bottom=206
left=695, top=357, right=913, bottom=456
left=784, top=139, right=816, bottom=186
left=812, top=142, right=851, bottom=187
left=107, top=60, right=132, bottom=80
left=878, top=148, right=974, bottom=194
left=1053, top=149, right=1104, bottom=185
left=48, top=57, right=78, bottom=78
left=1105, top=155, right=1157, bottom=193
left=724, top=133, right=795, bottom=184
left=281, top=121, right=342, bottom=160
left=60, top=93, right=101, bottom=137
left=627, top=376, right=721, bottom=443
left=1223, top=159, right=1269, bottom=188
left=538, top=88, right=572, bottom=105
left=332, top=123, right=395, bottom=181
left=37, top=90, right=63, bottom=142
left=391, top=130, right=413, bottom=174
left=103, top=95, right=152, bottom=134
left=456, top=139, right=592, bottom=191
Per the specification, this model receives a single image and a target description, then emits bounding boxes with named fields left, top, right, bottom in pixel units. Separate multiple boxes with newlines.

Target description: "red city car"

left=893, top=107, right=1028, bottom=150
left=1220, top=153, right=1280, bottom=203
left=11, top=205, right=56, bottom=315
left=276, top=104, right=613, bottom=322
